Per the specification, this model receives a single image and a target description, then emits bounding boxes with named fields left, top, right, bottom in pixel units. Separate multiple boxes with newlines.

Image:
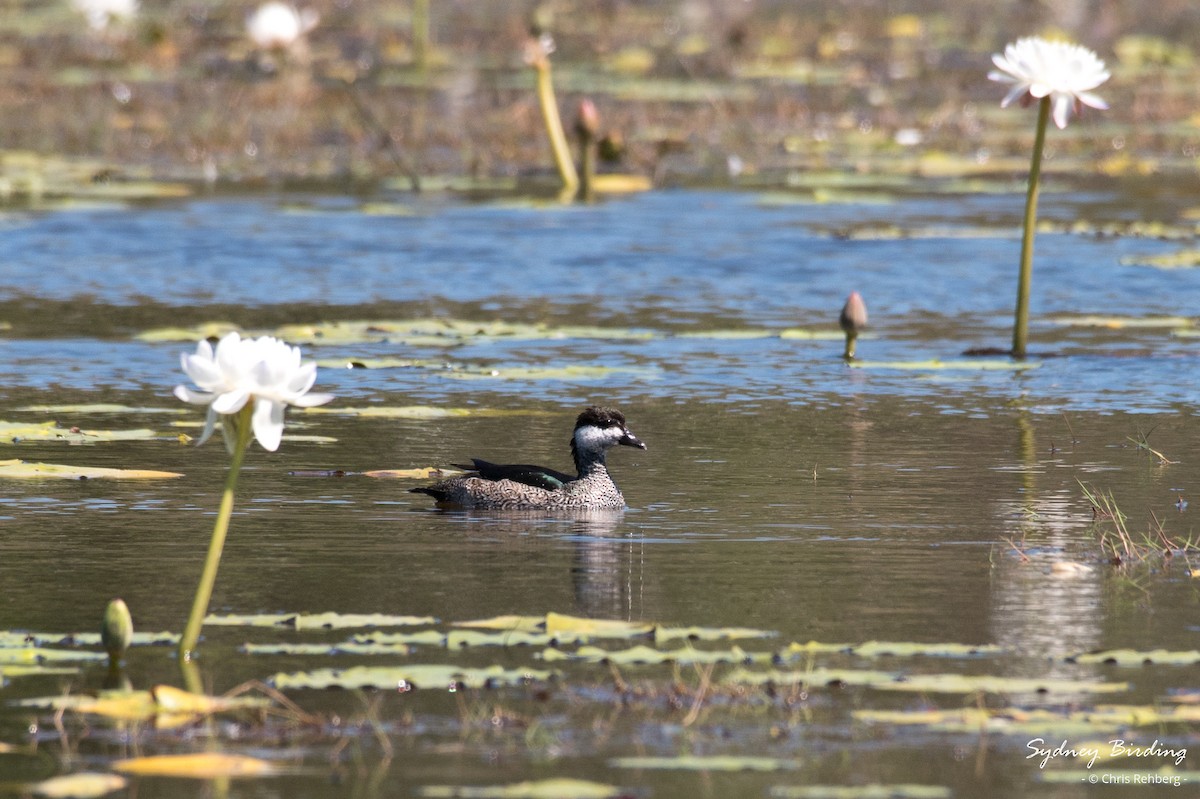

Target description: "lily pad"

left=1046, top=315, right=1194, bottom=329
left=0, top=646, right=106, bottom=664
left=541, top=643, right=763, bottom=666
left=203, top=612, right=438, bottom=629
left=545, top=612, right=654, bottom=639
left=241, top=641, right=412, bottom=656
left=302, top=406, right=542, bottom=420
left=16, top=686, right=269, bottom=722
left=610, top=755, right=801, bottom=771
left=769, top=786, right=952, bottom=799
left=656, top=625, right=778, bottom=642
left=453, top=615, right=547, bottom=633
left=0, top=459, right=183, bottom=480
left=270, top=664, right=554, bottom=690
left=1039, top=769, right=1194, bottom=785
left=0, top=423, right=164, bottom=444
left=25, top=772, right=128, bottom=799
left=1068, top=649, right=1200, bottom=666
left=418, top=779, right=624, bottom=799
left=847, top=360, right=1040, bottom=371
left=363, top=467, right=461, bottom=479
left=1120, top=250, right=1200, bottom=269
left=15, top=404, right=188, bottom=415
left=111, top=753, right=279, bottom=778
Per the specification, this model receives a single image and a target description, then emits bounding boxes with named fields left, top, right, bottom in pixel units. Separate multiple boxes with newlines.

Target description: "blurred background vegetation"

left=1, top=0, right=1199, bottom=193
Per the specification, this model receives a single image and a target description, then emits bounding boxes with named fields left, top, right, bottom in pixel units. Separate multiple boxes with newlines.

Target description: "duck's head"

left=571, top=406, right=646, bottom=463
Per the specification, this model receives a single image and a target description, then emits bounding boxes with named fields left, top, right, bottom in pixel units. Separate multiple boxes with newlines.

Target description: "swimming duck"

left=411, top=406, right=646, bottom=510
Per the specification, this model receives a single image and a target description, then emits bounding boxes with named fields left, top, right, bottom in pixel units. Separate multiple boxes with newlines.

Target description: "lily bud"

left=839, top=291, right=868, bottom=359
left=575, top=99, right=600, bottom=141
left=101, top=598, right=133, bottom=660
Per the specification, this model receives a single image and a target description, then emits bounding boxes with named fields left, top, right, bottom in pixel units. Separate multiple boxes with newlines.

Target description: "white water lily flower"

left=989, top=37, right=1110, bottom=129
left=174, top=332, right=333, bottom=452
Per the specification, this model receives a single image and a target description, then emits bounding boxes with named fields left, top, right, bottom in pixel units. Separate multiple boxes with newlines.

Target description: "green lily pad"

left=418, top=779, right=624, bottom=799
left=545, top=612, right=655, bottom=639
left=442, top=364, right=655, bottom=381
left=453, top=615, right=547, bottom=633
left=769, top=785, right=952, bottom=799
left=270, top=664, right=554, bottom=690
left=241, top=641, right=412, bottom=656
left=848, top=359, right=1039, bottom=371
left=541, top=644, right=763, bottom=666
left=842, top=641, right=1003, bottom=658
left=134, top=322, right=241, bottom=342
left=0, top=646, right=106, bottom=664
left=15, top=404, right=188, bottom=415
left=0, top=631, right=178, bottom=647
left=1, top=664, right=80, bottom=679
left=655, top=625, right=777, bottom=642
left=1046, top=315, right=1195, bottom=329
left=111, top=753, right=279, bottom=778
left=723, top=666, right=901, bottom=689
left=0, top=459, right=183, bottom=480
left=875, top=673, right=1129, bottom=695
left=24, top=772, right=129, bottom=799
left=203, top=612, right=438, bottom=629
left=302, top=406, right=543, bottom=420
left=1120, top=249, right=1200, bottom=269
left=1039, top=769, right=1194, bottom=785
left=0, top=423, right=164, bottom=444
left=1068, top=649, right=1200, bottom=666
left=610, top=755, right=801, bottom=771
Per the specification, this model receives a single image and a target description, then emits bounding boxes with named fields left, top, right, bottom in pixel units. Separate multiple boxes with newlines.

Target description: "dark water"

left=1, top=187, right=1199, bottom=796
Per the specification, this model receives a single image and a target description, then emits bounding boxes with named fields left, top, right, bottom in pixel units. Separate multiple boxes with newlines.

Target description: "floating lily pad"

left=541, top=643, right=763, bottom=666
left=1120, top=250, right=1200, bottom=269
left=270, top=664, right=554, bottom=690
left=848, top=359, right=1040, bottom=371
left=769, top=785, right=952, bottom=799
left=242, top=641, right=412, bottom=656
left=1039, top=769, right=1194, bottom=785
left=837, top=641, right=1003, bottom=658
left=1046, top=315, right=1194, bottom=329
left=302, top=406, right=542, bottom=420
left=610, top=755, right=801, bottom=771
left=0, top=664, right=80, bottom=679
left=656, top=625, right=777, bottom=642
left=363, top=467, right=461, bottom=479
left=203, top=612, right=438, bottom=629
left=16, top=686, right=269, bottom=722
left=0, top=423, right=164, bottom=444
left=545, top=612, right=654, bottom=639
left=25, top=772, right=128, bottom=799
left=876, top=674, right=1129, bottom=695
left=0, top=459, right=182, bottom=480
left=0, top=630, right=178, bottom=648
left=111, top=753, right=279, bottom=778
left=134, top=322, right=241, bottom=342
left=441, top=364, right=654, bottom=381
left=418, top=778, right=624, bottom=799
left=15, top=404, right=188, bottom=415
left=1068, top=649, right=1200, bottom=666
left=0, top=645, right=106, bottom=664
left=454, top=615, right=547, bottom=633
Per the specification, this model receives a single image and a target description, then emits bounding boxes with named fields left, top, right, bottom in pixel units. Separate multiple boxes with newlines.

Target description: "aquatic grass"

left=1079, top=481, right=1198, bottom=568
left=988, top=37, right=1110, bottom=357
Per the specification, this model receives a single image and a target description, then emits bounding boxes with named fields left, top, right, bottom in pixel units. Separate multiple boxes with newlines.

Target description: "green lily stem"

left=533, top=60, right=579, bottom=196
left=178, top=406, right=254, bottom=661
left=1012, top=95, right=1051, bottom=359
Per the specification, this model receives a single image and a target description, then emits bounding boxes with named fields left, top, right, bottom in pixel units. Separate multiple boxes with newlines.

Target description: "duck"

left=411, top=406, right=646, bottom=510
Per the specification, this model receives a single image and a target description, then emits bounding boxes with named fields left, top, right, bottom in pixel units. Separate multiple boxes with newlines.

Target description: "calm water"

left=1, top=186, right=1198, bottom=797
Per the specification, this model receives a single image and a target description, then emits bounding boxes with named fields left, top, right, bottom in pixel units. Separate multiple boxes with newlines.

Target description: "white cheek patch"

left=574, top=425, right=619, bottom=451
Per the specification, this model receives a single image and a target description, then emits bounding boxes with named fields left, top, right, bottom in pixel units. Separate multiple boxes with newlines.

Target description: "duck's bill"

left=619, top=431, right=647, bottom=450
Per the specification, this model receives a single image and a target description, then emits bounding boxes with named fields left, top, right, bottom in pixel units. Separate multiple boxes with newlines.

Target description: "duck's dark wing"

left=454, top=458, right=575, bottom=490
